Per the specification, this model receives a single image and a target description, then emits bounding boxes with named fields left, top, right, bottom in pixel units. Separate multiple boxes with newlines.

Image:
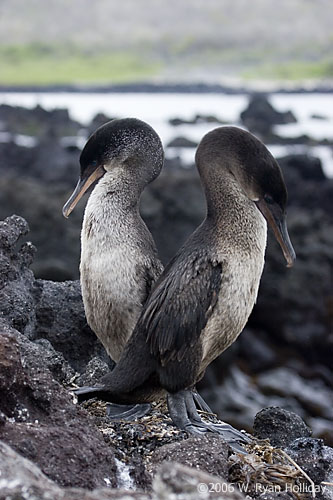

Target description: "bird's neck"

left=90, top=171, right=142, bottom=212
left=82, top=172, right=144, bottom=239
left=203, top=172, right=267, bottom=255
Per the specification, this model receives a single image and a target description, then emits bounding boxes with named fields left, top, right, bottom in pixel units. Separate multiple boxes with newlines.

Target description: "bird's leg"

left=72, top=360, right=152, bottom=420
left=167, top=390, right=207, bottom=434
left=106, top=360, right=152, bottom=420
left=168, top=389, right=251, bottom=452
left=73, top=384, right=104, bottom=401
left=191, top=390, right=213, bottom=413
left=72, top=385, right=152, bottom=421
left=106, top=403, right=151, bottom=420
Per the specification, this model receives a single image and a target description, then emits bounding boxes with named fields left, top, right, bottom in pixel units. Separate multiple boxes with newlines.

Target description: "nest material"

left=229, top=440, right=321, bottom=499
left=81, top=398, right=187, bottom=463
left=80, top=398, right=330, bottom=499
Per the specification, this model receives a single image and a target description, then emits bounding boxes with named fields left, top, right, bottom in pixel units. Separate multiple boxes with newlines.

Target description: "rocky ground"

left=0, top=96, right=332, bottom=498
left=0, top=214, right=332, bottom=499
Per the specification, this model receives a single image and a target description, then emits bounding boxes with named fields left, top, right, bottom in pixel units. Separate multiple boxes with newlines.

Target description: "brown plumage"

left=74, top=126, right=295, bottom=446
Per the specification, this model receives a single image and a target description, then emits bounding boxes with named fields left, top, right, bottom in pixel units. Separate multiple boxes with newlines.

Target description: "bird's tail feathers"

left=73, top=329, right=157, bottom=404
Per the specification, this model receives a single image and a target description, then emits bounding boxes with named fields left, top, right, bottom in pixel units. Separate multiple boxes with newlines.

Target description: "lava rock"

left=0, top=138, right=80, bottom=184
left=257, top=494, right=294, bottom=500
left=250, top=202, right=333, bottom=368
left=167, top=136, right=198, bottom=148
left=0, top=440, right=149, bottom=499
left=311, top=113, right=328, bottom=120
left=198, top=366, right=306, bottom=434
left=169, top=114, right=225, bottom=126
left=76, top=356, right=112, bottom=386
left=280, top=154, right=326, bottom=182
left=238, top=329, right=278, bottom=372
left=31, top=279, right=107, bottom=373
left=307, top=417, right=333, bottom=447
left=150, top=435, right=230, bottom=479
left=278, top=154, right=332, bottom=213
left=141, top=167, right=205, bottom=265
left=240, top=94, right=296, bottom=135
left=0, top=175, right=84, bottom=280
left=153, top=461, right=245, bottom=499
left=0, top=214, right=104, bottom=373
left=253, top=407, right=311, bottom=448
left=0, top=215, right=37, bottom=335
left=0, top=103, right=81, bottom=137
left=0, top=440, right=60, bottom=500
left=0, top=325, right=117, bottom=489
left=256, top=369, right=333, bottom=420
left=87, top=112, right=116, bottom=136
left=0, top=215, right=119, bottom=490
left=285, top=438, right=333, bottom=486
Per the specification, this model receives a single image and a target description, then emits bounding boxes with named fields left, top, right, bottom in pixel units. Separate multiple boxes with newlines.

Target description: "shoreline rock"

left=0, top=98, right=332, bottom=497
left=0, top=215, right=332, bottom=498
left=0, top=82, right=332, bottom=94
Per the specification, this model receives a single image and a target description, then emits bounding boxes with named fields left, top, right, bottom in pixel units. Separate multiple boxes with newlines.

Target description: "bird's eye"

left=90, top=160, right=98, bottom=168
left=264, top=194, right=274, bottom=205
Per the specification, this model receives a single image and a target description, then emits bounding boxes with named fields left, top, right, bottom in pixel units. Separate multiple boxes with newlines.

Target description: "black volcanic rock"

left=150, top=435, right=229, bottom=479
left=285, top=438, right=333, bottom=485
left=253, top=407, right=312, bottom=448
left=167, top=136, right=198, bottom=147
left=0, top=103, right=81, bottom=137
left=0, top=138, right=80, bottom=184
left=153, top=462, right=245, bottom=500
left=87, top=112, right=116, bottom=136
left=0, top=215, right=118, bottom=489
left=31, top=279, right=108, bottom=372
left=141, top=167, right=205, bottom=265
left=0, top=208, right=332, bottom=497
left=169, top=114, right=226, bottom=126
left=0, top=324, right=118, bottom=490
left=240, top=94, right=296, bottom=134
left=0, top=215, right=37, bottom=335
left=0, top=101, right=332, bottom=460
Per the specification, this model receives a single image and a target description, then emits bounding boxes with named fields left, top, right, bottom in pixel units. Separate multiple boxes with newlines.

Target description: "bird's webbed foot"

left=72, top=384, right=104, bottom=402
left=72, top=386, right=151, bottom=421
left=167, top=389, right=251, bottom=453
left=191, top=390, right=213, bottom=413
left=106, top=403, right=151, bottom=421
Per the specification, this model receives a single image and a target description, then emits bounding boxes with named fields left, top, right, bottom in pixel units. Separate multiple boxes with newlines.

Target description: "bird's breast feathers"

left=201, top=245, right=265, bottom=369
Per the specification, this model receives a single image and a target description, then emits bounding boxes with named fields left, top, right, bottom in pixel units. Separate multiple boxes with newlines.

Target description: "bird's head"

left=196, top=126, right=296, bottom=267
left=62, top=118, right=164, bottom=217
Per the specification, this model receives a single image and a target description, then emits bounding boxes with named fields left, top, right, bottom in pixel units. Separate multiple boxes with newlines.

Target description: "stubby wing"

left=137, top=258, right=164, bottom=307
left=140, top=254, right=222, bottom=365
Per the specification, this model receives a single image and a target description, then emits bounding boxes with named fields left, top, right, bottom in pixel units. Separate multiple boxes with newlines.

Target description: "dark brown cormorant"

left=74, top=126, right=296, bottom=447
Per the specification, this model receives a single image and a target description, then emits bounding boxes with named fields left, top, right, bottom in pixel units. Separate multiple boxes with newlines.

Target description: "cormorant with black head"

left=63, top=118, right=210, bottom=420
left=74, top=126, right=296, bottom=447
left=63, top=118, right=164, bottom=419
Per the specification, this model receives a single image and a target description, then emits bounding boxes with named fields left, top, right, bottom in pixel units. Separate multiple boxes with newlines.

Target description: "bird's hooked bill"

left=255, top=198, right=296, bottom=267
left=62, top=165, right=105, bottom=217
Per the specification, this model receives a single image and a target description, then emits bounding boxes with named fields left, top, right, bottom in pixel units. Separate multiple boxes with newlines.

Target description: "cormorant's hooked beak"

left=62, top=165, right=105, bottom=218
left=255, top=199, right=296, bottom=267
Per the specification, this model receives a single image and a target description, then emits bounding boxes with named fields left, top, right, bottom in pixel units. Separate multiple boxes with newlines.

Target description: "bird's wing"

left=139, top=253, right=222, bottom=365
left=138, top=258, right=164, bottom=307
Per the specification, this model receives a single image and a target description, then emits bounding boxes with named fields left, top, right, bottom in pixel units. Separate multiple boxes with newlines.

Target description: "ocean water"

left=0, top=91, right=332, bottom=177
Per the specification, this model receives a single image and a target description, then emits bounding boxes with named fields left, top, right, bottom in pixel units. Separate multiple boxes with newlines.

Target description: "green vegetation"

left=0, top=44, right=161, bottom=85
left=243, top=59, right=333, bottom=80
left=0, top=42, right=332, bottom=86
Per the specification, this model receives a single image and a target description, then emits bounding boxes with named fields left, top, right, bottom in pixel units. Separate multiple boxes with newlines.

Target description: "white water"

left=1, top=91, right=332, bottom=176
left=114, top=457, right=135, bottom=490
